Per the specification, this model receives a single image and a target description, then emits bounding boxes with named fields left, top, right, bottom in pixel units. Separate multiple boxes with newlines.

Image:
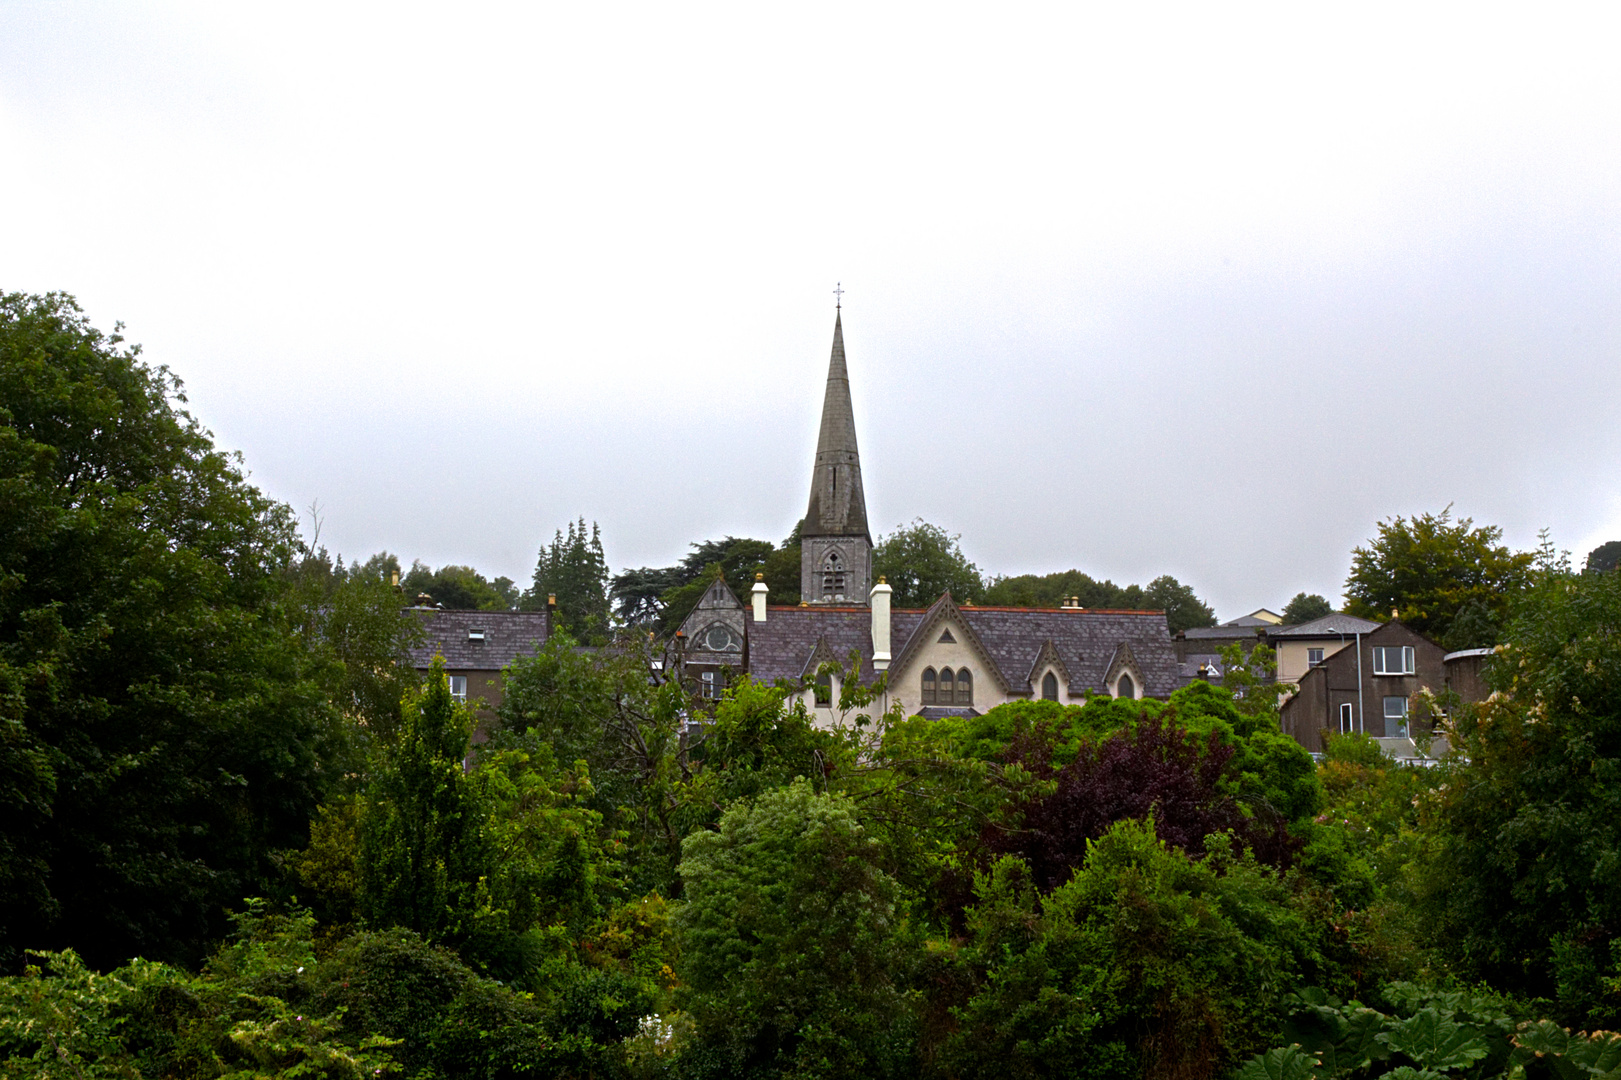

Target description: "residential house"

left=407, top=602, right=555, bottom=718
left=1279, top=619, right=1446, bottom=756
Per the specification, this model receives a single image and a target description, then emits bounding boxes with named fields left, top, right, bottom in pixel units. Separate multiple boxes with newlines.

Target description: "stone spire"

left=800, top=309, right=872, bottom=604
left=803, top=310, right=869, bottom=539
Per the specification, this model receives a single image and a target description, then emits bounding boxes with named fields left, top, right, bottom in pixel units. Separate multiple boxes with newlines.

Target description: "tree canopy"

left=1344, top=507, right=1534, bottom=647
left=873, top=519, right=984, bottom=607
left=402, top=560, right=518, bottom=610
left=611, top=531, right=802, bottom=636
left=1586, top=539, right=1621, bottom=574
left=1282, top=591, right=1334, bottom=624
left=983, top=568, right=1217, bottom=632
left=0, top=291, right=353, bottom=969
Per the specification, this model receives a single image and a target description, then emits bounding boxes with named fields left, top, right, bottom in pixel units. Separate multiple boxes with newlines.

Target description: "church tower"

left=800, top=307, right=872, bottom=604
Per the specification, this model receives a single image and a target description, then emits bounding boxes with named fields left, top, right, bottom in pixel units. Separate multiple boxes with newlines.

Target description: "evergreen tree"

left=524, top=519, right=610, bottom=641
left=358, top=658, right=487, bottom=942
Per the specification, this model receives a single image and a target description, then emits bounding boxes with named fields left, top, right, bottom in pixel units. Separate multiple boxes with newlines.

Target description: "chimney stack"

left=751, top=573, right=769, bottom=622
left=870, top=576, right=892, bottom=671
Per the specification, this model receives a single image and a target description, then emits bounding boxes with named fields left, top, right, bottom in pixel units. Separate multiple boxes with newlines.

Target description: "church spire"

left=800, top=305, right=872, bottom=604
left=804, top=309, right=869, bottom=538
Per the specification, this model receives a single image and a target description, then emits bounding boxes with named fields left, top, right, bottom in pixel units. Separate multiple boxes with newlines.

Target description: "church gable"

left=677, top=576, right=747, bottom=664
left=890, top=593, right=1013, bottom=699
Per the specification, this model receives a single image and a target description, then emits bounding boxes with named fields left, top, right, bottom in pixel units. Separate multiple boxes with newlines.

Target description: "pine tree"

left=525, top=518, right=611, bottom=641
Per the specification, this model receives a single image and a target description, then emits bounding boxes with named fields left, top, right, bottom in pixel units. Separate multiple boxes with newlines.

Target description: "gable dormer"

left=1103, top=641, right=1146, bottom=700
left=1027, top=639, right=1074, bottom=701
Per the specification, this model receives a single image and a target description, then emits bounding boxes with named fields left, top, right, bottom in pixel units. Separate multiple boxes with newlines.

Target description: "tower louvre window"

left=822, top=551, right=846, bottom=599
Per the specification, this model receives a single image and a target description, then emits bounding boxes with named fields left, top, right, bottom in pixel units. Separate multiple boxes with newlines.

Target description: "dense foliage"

left=984, top=569, right=1217, bottom=633
left=401, top=559, right=519, bottom=611
left=1283, top=593, right=1334, bottom=625
left=873, top=519, right=986, bottom=607
left=1344, top=508, right=1535, bottom=649
left=0, top=292, right=355, bottom=970
left=612, top=533, right=803, bottom=636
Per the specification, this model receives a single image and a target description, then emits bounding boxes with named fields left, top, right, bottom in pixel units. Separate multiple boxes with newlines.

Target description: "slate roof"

left=1266, top=613, right=1381, bottom=638
left=406, top=608, right=552, bottom=671
left=746, top=599, right=1181, bottom=699
left=1182, top=625, right=1267, bottom=641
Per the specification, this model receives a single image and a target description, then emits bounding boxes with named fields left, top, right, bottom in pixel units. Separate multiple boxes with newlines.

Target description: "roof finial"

left=833, top=281, right=844, bottom=310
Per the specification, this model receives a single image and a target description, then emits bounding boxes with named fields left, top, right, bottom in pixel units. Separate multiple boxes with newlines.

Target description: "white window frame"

left=1307, top=648, right=1324, bottom=667
left=1372, top=645, right=1416, bottom=676
left=1383, top=695, right=1409, bottom=737
left=1339, top=702, right=1355, bottom=733
left=448, top=675, right=468, bottom=703
left=701, top=671, right=719, bottom=700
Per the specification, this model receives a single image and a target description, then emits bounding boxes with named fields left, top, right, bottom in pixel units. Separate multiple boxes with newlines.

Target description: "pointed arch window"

left=955, top=668, right=972, bottom=705
left=1042, top=671, right=1059, bottom=701
left=939, top=667, right=955, bottom=704
left=921, top=667, right=937, bottom=705
left=1116, top=673, right=1136, bottom=700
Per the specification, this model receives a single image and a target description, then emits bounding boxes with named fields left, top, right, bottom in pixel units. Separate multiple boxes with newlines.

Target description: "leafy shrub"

left=945, top=820, right=1330, bottom=1080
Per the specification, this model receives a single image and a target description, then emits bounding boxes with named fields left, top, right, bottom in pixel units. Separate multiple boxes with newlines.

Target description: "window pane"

left=957, top=669, right=972, bottom=705
left=940, top=669, right=955, bottom=695
left=1042, top=672, right=1058, bottom=700
left=922, top=668, right=935, bottom=705
left=1117, top=674, right=1135, bottom=699
left=1403, top=646, right=1415, bottom=674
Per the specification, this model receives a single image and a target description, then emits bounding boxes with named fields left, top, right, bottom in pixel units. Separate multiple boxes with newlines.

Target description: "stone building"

left=677, top=306, right=1181, bottom=724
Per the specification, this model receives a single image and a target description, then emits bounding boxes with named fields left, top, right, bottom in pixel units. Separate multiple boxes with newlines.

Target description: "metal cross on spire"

left=833, top=282, right=844, bottom=310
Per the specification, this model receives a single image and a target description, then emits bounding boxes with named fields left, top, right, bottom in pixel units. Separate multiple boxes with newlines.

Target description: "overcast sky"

left=5, top=4, right=1621, bottom=619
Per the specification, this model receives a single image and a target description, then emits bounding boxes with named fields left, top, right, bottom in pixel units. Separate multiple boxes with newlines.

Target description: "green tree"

left=1344, top=508, right=1534, bottom=644
left=357, top=658, right=486, bottom=943
left=981, top=569, right=1217, bottom=632
left=1143, top=574, right=1217, bottom=633
left=873, top=519, right=983, bottom=607
left=612, top=532, right=802, bottom=635
left=0, top=291, right=351, bottom=969
left=401, top=560, right=514, bottom=611
left=1419, top=565, right=1621, bottom=1027
left=285, top=547, right=423, bottom=741
left=673, top=779, right=918, bottom=1078
left=943, top=821, right=1327, bottom=1080
left=984, top=568, right=1132, bottom=608
left=1282, top=592, right=1334, bottom=625
left=524, top=518, right=611, bottom=641
left=1586, top=540, right=1621, bottom=574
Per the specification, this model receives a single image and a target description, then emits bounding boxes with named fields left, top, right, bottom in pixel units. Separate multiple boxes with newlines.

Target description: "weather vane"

left=833, top=282, right=844, bottom=310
